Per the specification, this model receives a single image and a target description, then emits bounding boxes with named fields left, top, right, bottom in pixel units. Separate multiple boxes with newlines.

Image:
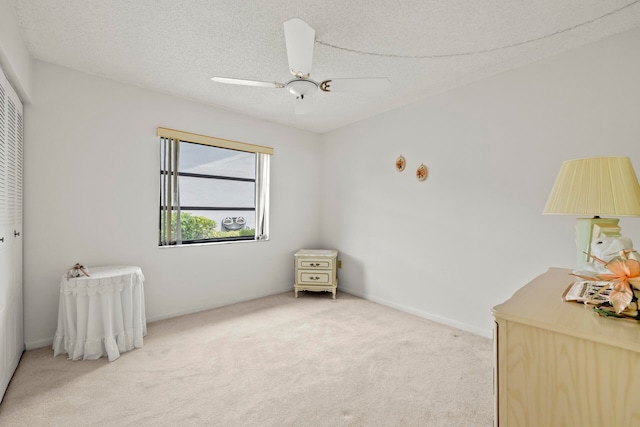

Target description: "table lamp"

left=543, top=156, right=640, bottom=269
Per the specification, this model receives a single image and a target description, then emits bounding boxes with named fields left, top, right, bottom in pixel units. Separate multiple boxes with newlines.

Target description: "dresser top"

left=493, top=267, right=640, bottom=352
left=295, top=249, right=338, bottom=257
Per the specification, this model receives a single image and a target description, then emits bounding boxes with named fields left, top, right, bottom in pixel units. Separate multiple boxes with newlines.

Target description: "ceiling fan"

left=211, top=18, right=391, bottom=114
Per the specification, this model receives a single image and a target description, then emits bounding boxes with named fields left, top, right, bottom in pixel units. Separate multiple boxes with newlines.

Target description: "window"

left=158, top=127, right=272, bottom=246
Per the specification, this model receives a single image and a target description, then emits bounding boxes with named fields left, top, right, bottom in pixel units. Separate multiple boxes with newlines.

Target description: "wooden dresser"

left=492, top=268, right=640, bottom=426
left=294, top=249, right=338, bottom=299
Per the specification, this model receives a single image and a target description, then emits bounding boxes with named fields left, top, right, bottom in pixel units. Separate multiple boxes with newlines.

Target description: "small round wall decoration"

left=416, top=164, right=428, bottom=181
left=395, top=155, right=406, bottom=172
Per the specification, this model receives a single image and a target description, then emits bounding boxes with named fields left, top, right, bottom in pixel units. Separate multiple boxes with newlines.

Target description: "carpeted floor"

left=0, top=291, right=493, bottom=426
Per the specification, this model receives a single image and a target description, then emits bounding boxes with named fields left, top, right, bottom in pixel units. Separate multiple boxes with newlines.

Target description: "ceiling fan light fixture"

left=286, top=79, right=318, bottom=98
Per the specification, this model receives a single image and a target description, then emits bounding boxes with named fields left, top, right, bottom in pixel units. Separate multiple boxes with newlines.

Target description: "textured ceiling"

left=9, top=0, right=640, bottom=133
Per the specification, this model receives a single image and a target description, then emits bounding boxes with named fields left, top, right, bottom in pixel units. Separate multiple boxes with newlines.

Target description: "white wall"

left=23, top=61, right=323, bottom=348
left=320, top=28, right=640, bottom=337
left=0, top=0, right=31, bottom=101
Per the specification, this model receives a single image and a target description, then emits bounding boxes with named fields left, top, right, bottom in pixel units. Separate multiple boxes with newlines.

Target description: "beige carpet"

left=0, top=291, right=493, bottom=426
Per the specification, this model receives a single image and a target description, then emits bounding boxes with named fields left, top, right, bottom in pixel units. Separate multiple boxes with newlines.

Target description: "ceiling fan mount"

left=286, top=78, right=318, bottom=99
left=211, top=18, right=390, bottom=114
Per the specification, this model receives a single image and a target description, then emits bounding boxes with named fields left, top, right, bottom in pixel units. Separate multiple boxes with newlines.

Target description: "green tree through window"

left=162, top=212, right=255, bottom=241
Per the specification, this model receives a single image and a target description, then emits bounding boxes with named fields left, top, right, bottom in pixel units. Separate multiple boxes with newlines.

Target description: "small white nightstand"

left=294, top=249, right=338, bottom=299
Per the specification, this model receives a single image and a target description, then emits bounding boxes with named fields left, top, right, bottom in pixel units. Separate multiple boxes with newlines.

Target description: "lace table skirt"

left=53, top=266, right=147, bottom=361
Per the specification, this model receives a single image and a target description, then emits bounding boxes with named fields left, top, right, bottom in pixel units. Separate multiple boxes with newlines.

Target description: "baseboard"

left=25, top=286, right=293, bottom=349
left=340, top=286, right=492, bottom=339
left=25, top=285, right=490, bottom=350
left=25, top=337, right=53, bottom=350
left=146, top=286, right=292, bottom=323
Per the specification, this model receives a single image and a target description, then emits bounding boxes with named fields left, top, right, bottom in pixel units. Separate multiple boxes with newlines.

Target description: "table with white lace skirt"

left=53, top=265, right=147, bottom=361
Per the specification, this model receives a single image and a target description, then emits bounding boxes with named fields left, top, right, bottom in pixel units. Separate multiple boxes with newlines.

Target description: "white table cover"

left=53, top=266, right=147, bottom=361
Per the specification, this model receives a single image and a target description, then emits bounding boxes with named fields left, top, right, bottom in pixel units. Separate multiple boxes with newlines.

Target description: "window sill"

left=158, top=238, right=269, bottom=249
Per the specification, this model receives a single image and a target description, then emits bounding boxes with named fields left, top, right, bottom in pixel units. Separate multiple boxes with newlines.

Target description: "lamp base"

left=575, top=217, right=620, bottom=269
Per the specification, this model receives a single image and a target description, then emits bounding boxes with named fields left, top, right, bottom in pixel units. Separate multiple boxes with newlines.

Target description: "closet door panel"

left=0, top=73, right=6, bottom=229
left=6, top=81, right=23, bottom=358
left=0, top=64, right=23, bottom=402
left=0, top=227, right=8, bottom=374
left=0, top=306, right=6, bottom=375
left=0, top=65, right=9, bottom=385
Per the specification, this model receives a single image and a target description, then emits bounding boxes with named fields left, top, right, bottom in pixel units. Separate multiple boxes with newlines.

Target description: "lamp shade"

left=543, top=156, right=640, bottom=216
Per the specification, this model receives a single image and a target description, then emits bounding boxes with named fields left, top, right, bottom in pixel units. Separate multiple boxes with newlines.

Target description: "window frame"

left=158, top=127, right=272, bottom=247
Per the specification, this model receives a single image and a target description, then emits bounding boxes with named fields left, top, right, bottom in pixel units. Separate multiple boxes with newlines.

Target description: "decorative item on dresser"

left=492, top=268, right=640, bottom=427
left=294, top=249, right=338, bottom=299
left=543, top=156, right=640, bottom=272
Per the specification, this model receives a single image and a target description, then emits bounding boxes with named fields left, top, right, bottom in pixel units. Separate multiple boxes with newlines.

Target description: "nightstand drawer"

left=297, top=259, right=331, bottom=269
left=297, top=270, right=331, bottom=284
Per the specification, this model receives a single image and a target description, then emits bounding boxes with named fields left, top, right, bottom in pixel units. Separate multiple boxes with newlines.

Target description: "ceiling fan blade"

left=211, top=77, right=284, bottom=88
left=283, top=18, right=315, bottom=77
left=294, top=97, right=313, bottom=115
left=320, top=78, right=391, bottom=93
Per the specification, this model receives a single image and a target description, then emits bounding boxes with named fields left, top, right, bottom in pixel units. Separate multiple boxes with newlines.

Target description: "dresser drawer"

left=297, top=258, right=332, bottom=269
left=297, top=270, right=331, bottom=284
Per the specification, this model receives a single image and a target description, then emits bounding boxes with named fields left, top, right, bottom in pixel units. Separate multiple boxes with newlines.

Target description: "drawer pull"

left=14, top=230, right=20, bottom=237
left=310, top=276, right=319, bottom=280
left=0, top=237, right=4, bottom=242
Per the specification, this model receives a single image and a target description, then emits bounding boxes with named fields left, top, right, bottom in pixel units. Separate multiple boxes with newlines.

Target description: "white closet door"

left=6, top=78, right=23, bottom=364
left=0, top=63, right=8, bottom=384
left=0, top=64, right=23, bottom=402
left=0, top=68, right=6, bottom=229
